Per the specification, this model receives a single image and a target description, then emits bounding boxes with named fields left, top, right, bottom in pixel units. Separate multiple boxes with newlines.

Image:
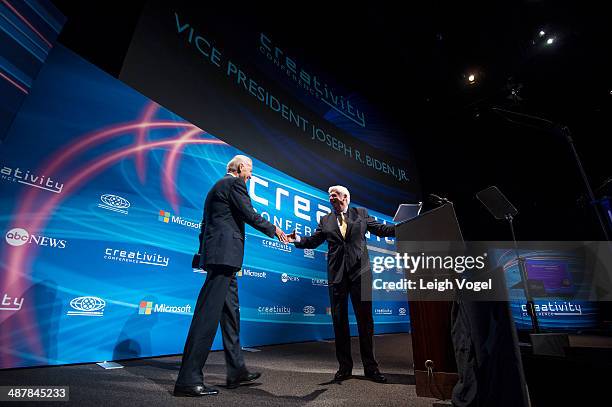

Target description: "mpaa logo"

left=5, top=228, right=67, bottom=248
left=67, top=296, right=105, bottom=317
left=303, top=305, right=315, bottom=316
left=98, top=194, right=130, bottom=215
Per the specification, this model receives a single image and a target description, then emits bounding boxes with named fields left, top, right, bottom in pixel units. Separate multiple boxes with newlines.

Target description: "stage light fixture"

left=546, top=37, right=555, bottom=45
left=468, top=74, right=476, bottom=84
left=539, top=30, right=545, bottom=37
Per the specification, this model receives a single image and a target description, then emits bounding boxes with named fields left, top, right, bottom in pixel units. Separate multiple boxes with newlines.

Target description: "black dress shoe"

left=365, top=370, right=387, bottom=383
left=333, top=369, right=352, bottom=382
left=173, top=384, right=219, bottom=397
left=226, top=371, right=261, bottom=389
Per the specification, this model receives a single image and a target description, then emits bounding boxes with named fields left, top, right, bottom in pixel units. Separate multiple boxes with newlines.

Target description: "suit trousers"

left=176, top=265, right=247, bottom=386
left=328, top=272, right=378, bottom=373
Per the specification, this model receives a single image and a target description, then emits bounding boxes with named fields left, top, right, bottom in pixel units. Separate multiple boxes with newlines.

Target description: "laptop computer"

left=392, top=202, right=423, bottom=224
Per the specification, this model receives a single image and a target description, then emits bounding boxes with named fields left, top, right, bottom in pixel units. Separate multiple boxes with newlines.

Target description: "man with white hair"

left=175, top=154, right=288, bottom=397
left=288, top=185, right=395, bottom=383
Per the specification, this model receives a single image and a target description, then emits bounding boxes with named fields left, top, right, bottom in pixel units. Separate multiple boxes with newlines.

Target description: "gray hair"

left=226, top=155, right=252, bottom=173
left=328, top=185, right=350, bottom=204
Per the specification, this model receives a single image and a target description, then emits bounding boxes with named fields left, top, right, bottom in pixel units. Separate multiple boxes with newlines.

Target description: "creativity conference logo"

left=237, top=268, right=267, bottom=278
left=262, top=239, right=292, bottom=253
left=5, top=228, right=67, bottom=249
left=311, top=278, right=328, bottom=287
left=258, top=305, right=291, bottom=315
left=521, top=301, right=583, bottom=317
left=98, top=194, right=130, bottom=215
left=303, top=305, right=315, bottom=317
left=1, top=165, right=64, bottom=193
left=398, top=307, right=407, bottom=316
left=303, top=248, right=315, bottom=259
left=374, top=308, right=393, bottom=316
left=139, top=300, right=192, bottom=315
left=281, top=273, right=299, bottom=283
left=67, top=296, right=105, bottom=317
left=258, top=34, right=366, bottom=128
left=158, top=210, right=200, bottom=230
left=0, top=293, right=24, bottom=312
left=104, top=247, right=169, bottom=267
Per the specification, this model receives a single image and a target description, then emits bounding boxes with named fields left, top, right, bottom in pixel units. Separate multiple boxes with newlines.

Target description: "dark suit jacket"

left=295, top=206, right=395, bottom=284
left=198, top=174, right=276, bottom=269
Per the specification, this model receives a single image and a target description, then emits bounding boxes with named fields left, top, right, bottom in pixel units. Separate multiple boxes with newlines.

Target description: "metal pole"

left=558, top=125, right=611, bottom=241
left=507, top=214, right=540, bottom=333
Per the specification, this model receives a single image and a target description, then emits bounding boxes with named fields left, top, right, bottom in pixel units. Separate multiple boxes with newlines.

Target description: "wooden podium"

left=395, top=203, right=463, bottom=399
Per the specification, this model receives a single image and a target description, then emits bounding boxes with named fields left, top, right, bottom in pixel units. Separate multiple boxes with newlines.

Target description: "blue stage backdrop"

left=0, top=45, right=409, bottom=369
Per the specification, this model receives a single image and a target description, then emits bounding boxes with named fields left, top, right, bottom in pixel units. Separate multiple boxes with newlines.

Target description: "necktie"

left=338, top=212, right=347, bottom=238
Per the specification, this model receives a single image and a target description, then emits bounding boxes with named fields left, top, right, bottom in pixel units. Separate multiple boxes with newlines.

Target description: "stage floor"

left=0, top=333, right=437, bottom=406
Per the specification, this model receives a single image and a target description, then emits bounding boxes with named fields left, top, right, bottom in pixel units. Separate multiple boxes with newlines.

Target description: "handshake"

left=274, top=227, right=299, bottom=244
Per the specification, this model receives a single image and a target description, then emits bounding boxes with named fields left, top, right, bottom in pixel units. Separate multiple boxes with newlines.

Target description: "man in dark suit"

left=288, top=185, right=394, bottom=383
left=174, top=155, right=288, bottom=397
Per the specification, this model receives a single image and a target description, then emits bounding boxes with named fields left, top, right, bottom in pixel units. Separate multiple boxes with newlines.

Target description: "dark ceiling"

left=52, top=0, right=611, bottom=240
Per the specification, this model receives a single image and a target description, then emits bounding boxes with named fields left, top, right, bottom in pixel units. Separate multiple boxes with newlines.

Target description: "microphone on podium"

left=428, top=193, right=450, bottom=205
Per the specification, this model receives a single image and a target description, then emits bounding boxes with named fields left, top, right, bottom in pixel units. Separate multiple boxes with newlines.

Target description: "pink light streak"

left=0, top=70, right=28, bottom=94
left=135, top=102, right=160, bottom=182
left=14, top=120, right=198, bottom=223
left=1, top=0, right=53, bottom=49
left=161, top=127, right=205, bottom=212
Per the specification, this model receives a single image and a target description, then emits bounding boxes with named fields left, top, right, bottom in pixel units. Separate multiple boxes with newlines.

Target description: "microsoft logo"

left=157, top=210, right=200, bottom=230
left=139, top=301, right=153, bottom=315
left=158, top=210, right=170, bottom=223
left=138, top=299, right=192, bottom=315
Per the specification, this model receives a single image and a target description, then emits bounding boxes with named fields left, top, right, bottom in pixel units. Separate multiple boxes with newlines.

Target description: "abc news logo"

left=281, top=273, right=299, bottom=283
left=5, top=228, right=66, bottom=249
